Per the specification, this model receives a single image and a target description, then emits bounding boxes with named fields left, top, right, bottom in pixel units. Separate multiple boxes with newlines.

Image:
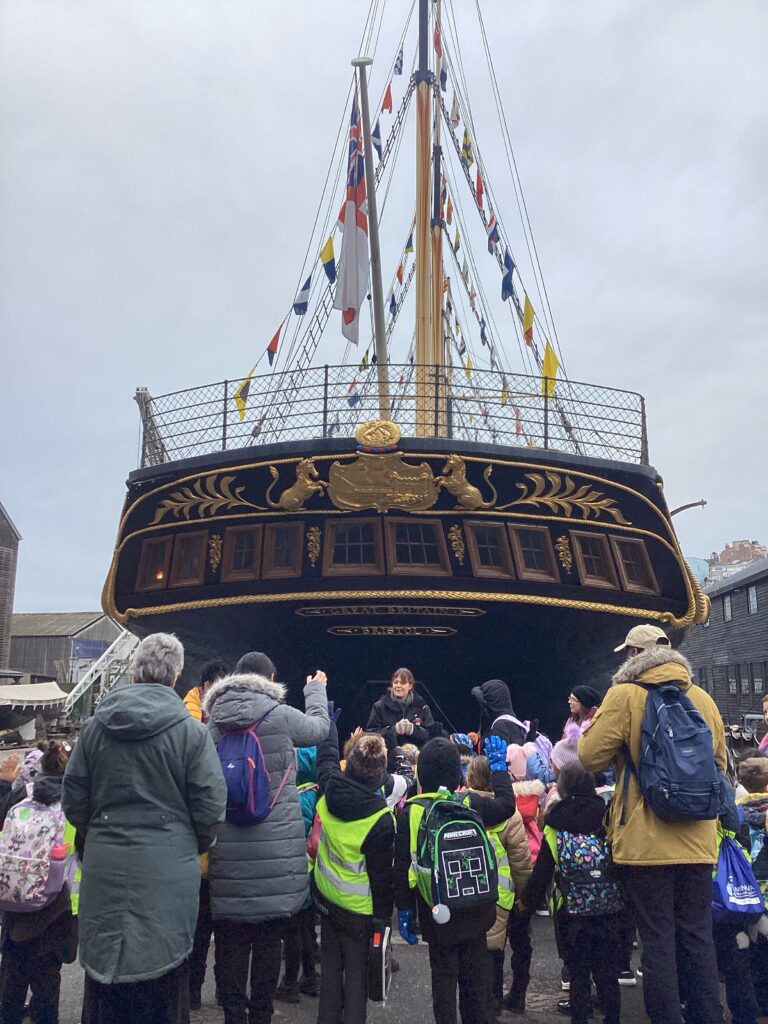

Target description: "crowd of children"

left=4, top=651, right=768, bottom=1024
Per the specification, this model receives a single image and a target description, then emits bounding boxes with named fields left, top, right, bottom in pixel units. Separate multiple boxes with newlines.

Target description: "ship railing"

left=134, top=364, right=648, bottom=469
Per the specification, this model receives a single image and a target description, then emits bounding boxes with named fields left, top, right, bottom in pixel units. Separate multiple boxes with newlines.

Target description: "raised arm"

left=282, top=673, right=331, bottom=747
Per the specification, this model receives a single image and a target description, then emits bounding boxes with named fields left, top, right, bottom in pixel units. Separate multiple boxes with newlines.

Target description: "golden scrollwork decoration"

left=208, top=534, right=223, bottom=572
left=555, top=535, right=573, bottom=572
left=447, top=524, right=466, bottom=565
left=306, top=526, right=321, bottom=567
left=500, top=472, right=631, bottom=525
left=266, top=459, right=327, bottom=511
left=355, top=419, right=402, bottom=449
left=150, top=475, right=265, bottom=525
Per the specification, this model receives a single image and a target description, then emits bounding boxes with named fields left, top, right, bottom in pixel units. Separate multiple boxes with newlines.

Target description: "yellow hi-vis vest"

left=543, top=824, right=563, bottom=912
left=313, top=795, right=392, bottom=916
left=63, top=819, right=80, bottom=916
left=486, top=819, right=515, bottom=910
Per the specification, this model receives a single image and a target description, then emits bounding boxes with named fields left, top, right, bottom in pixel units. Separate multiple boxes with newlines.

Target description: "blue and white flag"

left=328, top=412, right=341, bottom=437
left=487, top=212, right=501, bottom=253
left=389, top=292, right=397, bottom=318
left=457, top=336, right=466, bottom=357
left=292, top=274, right=312, bottom=316
left=372, top=119, right=383, bottom=160
left=501, top=247, right=515, bottom=302
left=394, top=46, right=404, bottom=75
left=480, top=318, right=488, bottom=347
left=440, top=67, right=447, bottom=92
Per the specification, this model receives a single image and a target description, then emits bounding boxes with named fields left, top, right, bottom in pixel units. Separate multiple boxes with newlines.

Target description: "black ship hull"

left=103, top=433, right=707, bottom=736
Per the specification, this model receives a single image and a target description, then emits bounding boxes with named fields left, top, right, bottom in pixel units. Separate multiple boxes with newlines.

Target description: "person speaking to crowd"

left=366, top=668, right=435, bottom=749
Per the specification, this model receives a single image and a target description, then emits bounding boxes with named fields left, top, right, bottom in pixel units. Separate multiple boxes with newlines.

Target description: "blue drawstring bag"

left=712, top=834, right=765, bottom=923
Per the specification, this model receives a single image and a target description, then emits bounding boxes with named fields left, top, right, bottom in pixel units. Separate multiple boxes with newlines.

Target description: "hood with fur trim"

left=203, top=672, right=287, bottom=732
left=611, top=646, right=693, bottom=688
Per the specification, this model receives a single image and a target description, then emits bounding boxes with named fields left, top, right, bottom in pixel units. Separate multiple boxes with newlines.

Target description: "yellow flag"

left=465, top=357, right=473, bottom=382
left=541, top=342, right=559, bottom=398
left=233, top=365, right=256, bottom=421
left=500, top=380, right=509, bottom=406
left=522, top=295, right=535, bottom=345
left=453, top=228, right=461, bottom=254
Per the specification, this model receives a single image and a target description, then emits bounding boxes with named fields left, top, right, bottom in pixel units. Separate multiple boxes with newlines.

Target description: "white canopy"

left=0, top=682, right=68, bottom=709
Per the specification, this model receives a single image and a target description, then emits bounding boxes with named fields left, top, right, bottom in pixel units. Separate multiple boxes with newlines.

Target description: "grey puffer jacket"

left=62, top=683, right=227, bottom=984
left=204, top=673, right=330, bottom=923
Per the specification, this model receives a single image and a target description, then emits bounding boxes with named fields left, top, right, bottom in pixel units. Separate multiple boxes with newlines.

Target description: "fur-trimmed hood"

left=204, top=672, right=287, bottom=732
left=611, top=646, right=693, bottom=687
left=512, top=779, right=545, bottom=799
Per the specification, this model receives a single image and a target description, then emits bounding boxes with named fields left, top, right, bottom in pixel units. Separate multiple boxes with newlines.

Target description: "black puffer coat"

left=366, top=690, right=436, bottom=749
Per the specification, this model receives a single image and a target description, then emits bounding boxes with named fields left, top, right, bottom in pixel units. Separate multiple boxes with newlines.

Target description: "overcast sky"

left=1, top=0, right=766, bottom=612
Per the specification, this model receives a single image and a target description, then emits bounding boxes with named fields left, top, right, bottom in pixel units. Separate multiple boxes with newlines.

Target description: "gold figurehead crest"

left=354, top=419, right=401, bottom=449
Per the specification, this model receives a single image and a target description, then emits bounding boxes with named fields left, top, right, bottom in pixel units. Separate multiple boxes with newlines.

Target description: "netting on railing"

left=136, top=364, right=647, bottom=468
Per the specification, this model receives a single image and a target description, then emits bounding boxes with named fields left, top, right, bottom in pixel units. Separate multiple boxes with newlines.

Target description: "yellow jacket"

left=578, top=647, right=727, bottom=867
left=183, top=686, right=204, bottom=721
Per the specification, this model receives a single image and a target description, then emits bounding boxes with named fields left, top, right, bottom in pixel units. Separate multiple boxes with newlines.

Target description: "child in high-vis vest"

left=0, top=742, right=79, bottom=1024
left=394, top=735, right=516, bottom=1024
left=313, top=723, right=395, bottom=1024
left=464, top=754, right=533, bottom=1017
left=520, top=762, right=623, bottom=1024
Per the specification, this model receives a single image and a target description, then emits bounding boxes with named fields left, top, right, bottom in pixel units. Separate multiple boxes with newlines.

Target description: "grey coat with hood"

left=62, top=683, right=227, bottom=984
left=204, top=672, right=330, bottom=923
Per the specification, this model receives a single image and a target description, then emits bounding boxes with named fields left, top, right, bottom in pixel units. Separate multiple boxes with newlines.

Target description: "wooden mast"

left=414, top=0, right=433, bottom=436
left=430, top=0, right=447, bottom=435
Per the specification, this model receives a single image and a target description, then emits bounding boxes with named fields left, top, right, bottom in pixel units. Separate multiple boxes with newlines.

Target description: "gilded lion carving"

left=437, top=455, right=497, bottom=510
left=266, top=459, right=327, bottom=511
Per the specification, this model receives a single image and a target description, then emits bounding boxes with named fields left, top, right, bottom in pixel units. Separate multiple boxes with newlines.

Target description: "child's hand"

left=0, top=754, right=20, bottom=783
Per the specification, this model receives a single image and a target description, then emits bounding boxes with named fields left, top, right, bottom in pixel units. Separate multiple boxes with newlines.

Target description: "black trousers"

left=81, top=960, right=190, bottom=1024
left=713, top=921, right=759, bottom=1024
left=0, top=938, right=64, bottom=1024
left=620, top=863, right=724, bottom=1024
left=214, top=918, right=283, bottom=1024
left=189, top=879, right=221, bottom=999
left=507, top=912, right=532, bottom=998
left=282, top=906, right=317, bottom=986
left=317, top=916, right=369, bottom=1024
left=561, top=914, right=622, bottom=1024
left=427, top=936, right=489, bottom=1024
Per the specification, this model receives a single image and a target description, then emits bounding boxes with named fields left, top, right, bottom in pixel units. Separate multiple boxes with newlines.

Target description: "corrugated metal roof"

left=705, top=557, right=768, bottom=597
left=11, top=612, right=106, bottom=637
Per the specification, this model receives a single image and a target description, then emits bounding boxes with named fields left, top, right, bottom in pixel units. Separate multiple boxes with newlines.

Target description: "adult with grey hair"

left=204, top=666, right=330, bottom=1024
left=62, top=632, right=227, bottom=1024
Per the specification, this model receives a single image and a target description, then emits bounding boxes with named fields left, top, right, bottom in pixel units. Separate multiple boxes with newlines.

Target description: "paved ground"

left=54, top=916, right=652, bottom=1023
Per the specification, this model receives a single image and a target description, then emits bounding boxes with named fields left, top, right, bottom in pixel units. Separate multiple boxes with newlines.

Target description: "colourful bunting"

left=390, top=292, right=397, bottom=318
left=405, top=231, right=414, bottom=254
left=434, top=23, right=442, bottom=58
left=514, top=405, right=523, bottom=437
left=292, top=274, right=312, bottom=316
left=465, top=357, right=473, bottom=382
left=541, top=342, right=559, bottom=398
left=382, top=82, right=393, bottom=114
left=372, top=119, right=382, bottom=160
left=394, top=47, right=404, bottom=75
left=450, top=93, right=460, bottom=129
left=462, top=257, right=469, bottom=285
left=487, top=212, right=500, bottom=253
left=500, top=376, right=509, bottom=407
left=476, top=171, right=484, bottom=209
left=522, top=295, right=535, bottom=346
left=266, top=323, right=282, bottom=367
left=469, top=287, right=477, bottom=312
left=396, top=262, right=404, bottom=284
left=461, top=129, right=474, bottom=169
left=446, top=197, right=453, bottom=226
left=347, top=378, right=360, bottom=407
left=359, top=350, right=369, bottom=372
left=501, top=248, right=515, bottom=302
left=233, top=365, right=256, bottom=421
left=440, top=67, right=447, bottom=92
left=453, top=228, right=461, bottom=254
left=334, top=97, right=369, bottom=344
left=320, top=236, right=336, bottom=283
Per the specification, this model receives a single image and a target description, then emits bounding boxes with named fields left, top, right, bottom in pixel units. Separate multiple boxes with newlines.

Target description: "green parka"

left=62, top=683, right=227, bottom=983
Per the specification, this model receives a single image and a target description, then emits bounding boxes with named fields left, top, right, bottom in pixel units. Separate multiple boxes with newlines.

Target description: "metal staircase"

left=64, top=629, right=139, bottom=716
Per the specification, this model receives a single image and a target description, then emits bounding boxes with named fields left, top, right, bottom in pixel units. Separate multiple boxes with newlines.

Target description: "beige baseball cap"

left=614, top=623, right=670, bottom=653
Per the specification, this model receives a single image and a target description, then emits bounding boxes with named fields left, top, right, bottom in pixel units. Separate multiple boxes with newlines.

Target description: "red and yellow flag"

left=522, top=295, right=535, bottom=346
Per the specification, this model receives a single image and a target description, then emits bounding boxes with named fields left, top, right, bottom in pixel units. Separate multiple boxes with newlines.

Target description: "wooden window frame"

left=569, top=531, right=619, bottom=590
left=384, top=518, right=451, bottom=577
left=465, top=521, right=515, bottom=579
left=753, top=664, right=764, bottom=695
left=609, top=536, right=659, bottom=595
left=507, top=525, right=559, bottom=583
left=741, top=664, right=751, bottom=695
left=169, top=531, right=208, bottom=589
left=135, top=537, right=173, bottom=592
left=262, top=522, right=304, bottom=579
left=222, top=526, right=263, bottom=582
left=323, top=518, right=385, bottom=577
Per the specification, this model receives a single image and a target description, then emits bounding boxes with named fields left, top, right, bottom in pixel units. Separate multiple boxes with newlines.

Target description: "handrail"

left=134, top=364, right=648, bottom=468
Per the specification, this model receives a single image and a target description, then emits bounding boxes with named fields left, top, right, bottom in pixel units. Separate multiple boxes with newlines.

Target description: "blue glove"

left=484, top=735, right=508, bottom=773
left=398, top=909, right=419, bottom=945
left=326, top=701, right=342, bottom=724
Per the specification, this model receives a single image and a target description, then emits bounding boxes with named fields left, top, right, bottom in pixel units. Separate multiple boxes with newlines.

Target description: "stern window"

left=753, top=666, right=764, bottom=695
left=570, top=532, right=619, bottom=589
left=507, top=526, right=559, bottom=583
left=324, top=520, right=384, bottom=576
left=263, top=524, right=304, bottom=578
left=466, top=523, right=514, bottom=579
left=610, top=537, right=659, bottom=595
left=222, top=527, right=262, bottom=582
left=169, top=531, right=207, bottom=588
left=386, top=520, right=450, bottom=576
left=136, top=537, right=172, bottom=592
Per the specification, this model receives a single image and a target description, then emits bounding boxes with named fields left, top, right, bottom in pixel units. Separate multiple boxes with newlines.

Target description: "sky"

left=1, top=0, right=767, bottom=612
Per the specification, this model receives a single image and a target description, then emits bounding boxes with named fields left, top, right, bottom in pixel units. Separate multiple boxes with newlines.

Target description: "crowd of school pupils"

left=3, top=625, right=768, bottom=1024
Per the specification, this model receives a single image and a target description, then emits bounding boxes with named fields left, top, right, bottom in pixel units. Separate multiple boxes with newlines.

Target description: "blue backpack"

left=623, top=683, right=721, bottom=823
left=217, top=712, right=291, bottom=826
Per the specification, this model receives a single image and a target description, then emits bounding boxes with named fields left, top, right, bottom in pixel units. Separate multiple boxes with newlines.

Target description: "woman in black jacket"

left=366, top=668, right=435, bottom=749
